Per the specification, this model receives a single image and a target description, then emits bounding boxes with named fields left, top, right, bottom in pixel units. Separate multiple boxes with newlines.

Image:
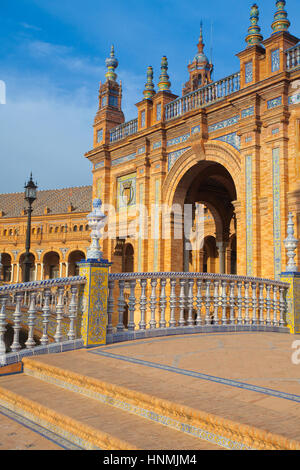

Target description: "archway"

left=122, top=243, right=134, bottom=273
left=1, top=253, right=12, bottom=282
left=43, top=251, right=60, bottom=279
left=163, top=149, right=239, bottom=273
left=68, top=250, right=85, bottom=276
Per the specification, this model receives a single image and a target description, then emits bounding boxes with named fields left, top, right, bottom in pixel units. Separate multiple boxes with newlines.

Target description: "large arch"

left=68, top=250, right=86, bottom=276
left=43, top=251, right=60, bottom=279
left=162, top=140, right=240, bottom=273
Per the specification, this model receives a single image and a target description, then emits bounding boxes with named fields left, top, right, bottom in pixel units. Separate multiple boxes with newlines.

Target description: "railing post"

left=280, top=213, right=300, bottom=333
left=78, top=198, right=112, bottom=347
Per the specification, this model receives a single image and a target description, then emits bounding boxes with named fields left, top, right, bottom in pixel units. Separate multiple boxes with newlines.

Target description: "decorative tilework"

left=213, top=132, right=241, bottom=150
left=117, top=173, right=136, bottom=209
left=267, top=96, right=282, bottom=109
left=208, top=115, right=240, bottom=133
left=168, top=147, right=191, bottom=171
left=280, top=274, right=300, bottom=334
left=245, top=136, right=252, bottom=143
left=94, top=161, right=104, bottom=170
left=138, top=146, right=145, bottom=154
left=191, top=125, right=201, bottom=135
left=111, top=152, right=136, bottom=167
left=138, top=183, right=144, bottom=272
left=272, top=128, right=279, bottom=135
left=156, top=103, right=161, bottom=121
left=245, top=61, right=253, bottom=84
left=153, top=141, right=162, bottom=150
left=241, top=106, right=254, bottom=119
left=96, top=129, right=103, bottom=143
left=167, top=132, right=190, bottom=147
left=271, top=49, right=280, bottom=73
left=245, top=155, right=253, bottom=276
left=288, top=93, right=300, bottom=105
left=272, top=148, right=281, bottom=279
left=141, top=110, right=145, bottom=128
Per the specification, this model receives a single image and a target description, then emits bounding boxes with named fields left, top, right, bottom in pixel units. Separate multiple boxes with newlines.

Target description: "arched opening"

left=19, top=253, right=35, bottom=281
left=1, top=253, right=12, bottom=282
left=43, top=251, right=60, bottom=279
left=168, top=160, right=237, bottom=273
left=68, top=250, right=85, bottom=276
left=122, top=243, right=134, bottom=273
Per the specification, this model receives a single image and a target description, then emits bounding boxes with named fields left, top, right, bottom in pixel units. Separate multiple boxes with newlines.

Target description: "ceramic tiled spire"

left=105, top=45, right=118, bottom=81
left=143, top=66, right=155, bottom=99
left=158, top=56, right=171, bottom=92
left=245, top=4, right=263, bottom=47
left=271, top=0, right=290, bottom=35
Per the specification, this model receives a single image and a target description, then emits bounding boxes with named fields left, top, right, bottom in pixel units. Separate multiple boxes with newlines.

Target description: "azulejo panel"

left=208, top=115, right=240, bottom=133
left=241, top=106, right=254, bottom=119
left=167, top=133, right=190, bottom=147
left=289, top=93, right=300, bottom=105
left=213, top=132, right=241, bottom=151
left=168, top=147, right=191, bottom=171
left=111, top=152, right=136, bottom=167
left=272, top=148, right=281, bottom=279
left=267, top=96, right=282, bottom=109
left=117, top=173, right=136, bottom=209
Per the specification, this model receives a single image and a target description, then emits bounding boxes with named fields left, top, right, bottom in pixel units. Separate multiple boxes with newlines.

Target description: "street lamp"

left=23, top=173, right=38, bottom=282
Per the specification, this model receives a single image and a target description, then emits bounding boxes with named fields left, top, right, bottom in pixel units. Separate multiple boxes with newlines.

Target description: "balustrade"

left=107, top=272, right=288, bottom=335
left=286, top=44, right=300, bottom=71
left=0, top=276, right=85, bottom=362
left=109, top=118, right=138, bottom=143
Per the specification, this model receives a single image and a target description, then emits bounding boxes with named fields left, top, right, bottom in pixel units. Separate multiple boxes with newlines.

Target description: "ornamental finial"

left=86, top=199, right=107, bottom=262
left=105, top=45, right=118, bottom=82
left=271, top=0, right=290, bottom=35
left=158, top=56, right=171, bottom=92
left=143, top=66, right=155, bottom=99
left=283, top=212, right=299, bottom=272
left=245, top=4, right=263, bottom=47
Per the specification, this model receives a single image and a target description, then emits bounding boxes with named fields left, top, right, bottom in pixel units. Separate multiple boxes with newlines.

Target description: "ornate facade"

left=85, top=1, right=300, bottom=280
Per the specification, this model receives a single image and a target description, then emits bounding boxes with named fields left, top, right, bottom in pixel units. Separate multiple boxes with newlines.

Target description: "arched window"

left=122, top=244, right=134, bottom=273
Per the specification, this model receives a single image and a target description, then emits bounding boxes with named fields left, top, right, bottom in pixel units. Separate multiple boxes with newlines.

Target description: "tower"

left=183, top=23, right=214, bottom=95
left=93, top=46, right=124, bottom=147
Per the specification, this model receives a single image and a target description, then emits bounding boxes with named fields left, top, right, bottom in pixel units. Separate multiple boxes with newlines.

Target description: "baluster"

left=251, top=282, right=258, bottom=325
left=25, top=291, right=37, bottom=349
left=41, top=288, right=51, bottom=345
left=272, top=286, right=279, bottom=326
left=213, top=280, right=219, bottom=325
left=54, top=286, right=65, bottom=343
left=11, top=292, right=23, bottom=352
left=221, top=280, right=228, bottom=325
left=149, top=278, right=157, bottom=329
left=244, top=282, right=250, bottom=325
left=128, top=279, right=136, bottom=331
left=195, top=279, right=202, bottom=326
left=229, top=281, right=235, bottom=325
left=187, top=279, right=194, bottom=326
left=169, top=278, right=177, bottom=327
left=67, top=285, right=78, bottom=340
left=117, top=280, right=125, bottom=331
left=279, top=286, right=286, bottom=326
left=0, top=295, right=8, bottom=358
left=265, top=285, right=272, bottom=325
left=178, top=278, right=186, bottom=326
left=259, top=283, right=265, bottom=325
left=107, top=279, right=114, bottom=334
left=205, top=279, right=211, bottom=325
left=139, top=279, right=147, bottom=330
left=237, top=281, right=243, bottom=325
left=286, top=51, right=290, bottom=69
left=159, top=278, right=167, bottom=328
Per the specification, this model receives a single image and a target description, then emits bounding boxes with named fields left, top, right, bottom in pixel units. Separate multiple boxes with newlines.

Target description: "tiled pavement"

left=0, top=331, right=300, bottom=449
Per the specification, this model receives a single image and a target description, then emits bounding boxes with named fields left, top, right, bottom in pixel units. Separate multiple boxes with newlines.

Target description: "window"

left=245, top=61, right=253, bottom=84
left=101, top=96, right=107, bottom=107
left=109, top=95, right=118, bottom=107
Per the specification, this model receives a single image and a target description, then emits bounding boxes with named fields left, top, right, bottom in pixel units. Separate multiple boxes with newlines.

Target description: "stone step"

left=0, top=372, right=221, bottom=450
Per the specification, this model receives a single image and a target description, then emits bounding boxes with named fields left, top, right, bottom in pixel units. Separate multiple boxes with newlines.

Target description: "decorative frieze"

left=167, top=133, right=190, bottom=147
left=272, top=148, right=282, bottom=278
left=191, top=125, right=201, bottom=135
left=288, top=93, right=300, bottom=105
left=245, top=155, right=253, bottom=276
left=208, top=115, right=240, bottom=133
left=152, top=141, right=162, bottom=150
left=111, top=152, right=136, bottom=167
left=94, top=161, right=104, bottom=170
left=241, top=106, right=254, bottom=119
left=267, top=96, right=282, bottom=109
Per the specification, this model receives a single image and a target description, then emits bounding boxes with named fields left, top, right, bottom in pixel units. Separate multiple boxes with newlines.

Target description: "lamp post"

left=23, top=173, right=37, bottom=282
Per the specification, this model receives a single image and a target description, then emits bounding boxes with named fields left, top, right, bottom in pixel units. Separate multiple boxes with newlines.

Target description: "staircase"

left=0, top=344, right=299, bottom=450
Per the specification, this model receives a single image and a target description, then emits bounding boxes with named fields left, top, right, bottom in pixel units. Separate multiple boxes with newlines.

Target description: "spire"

left=197, top=21, right=205, bottom=54
left=158, top=56, right=171, bottom=92
left=105, top=45, right=118, bottom=81
left=143, top=66, right=155, bottom=99
left=245, top=4, right=263, bottom=47
left=271, top=0, right=290, bottom=35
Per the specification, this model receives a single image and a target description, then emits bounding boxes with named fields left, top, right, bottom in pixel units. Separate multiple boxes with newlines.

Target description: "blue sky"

left=0, top=0, right=299, bottom=194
